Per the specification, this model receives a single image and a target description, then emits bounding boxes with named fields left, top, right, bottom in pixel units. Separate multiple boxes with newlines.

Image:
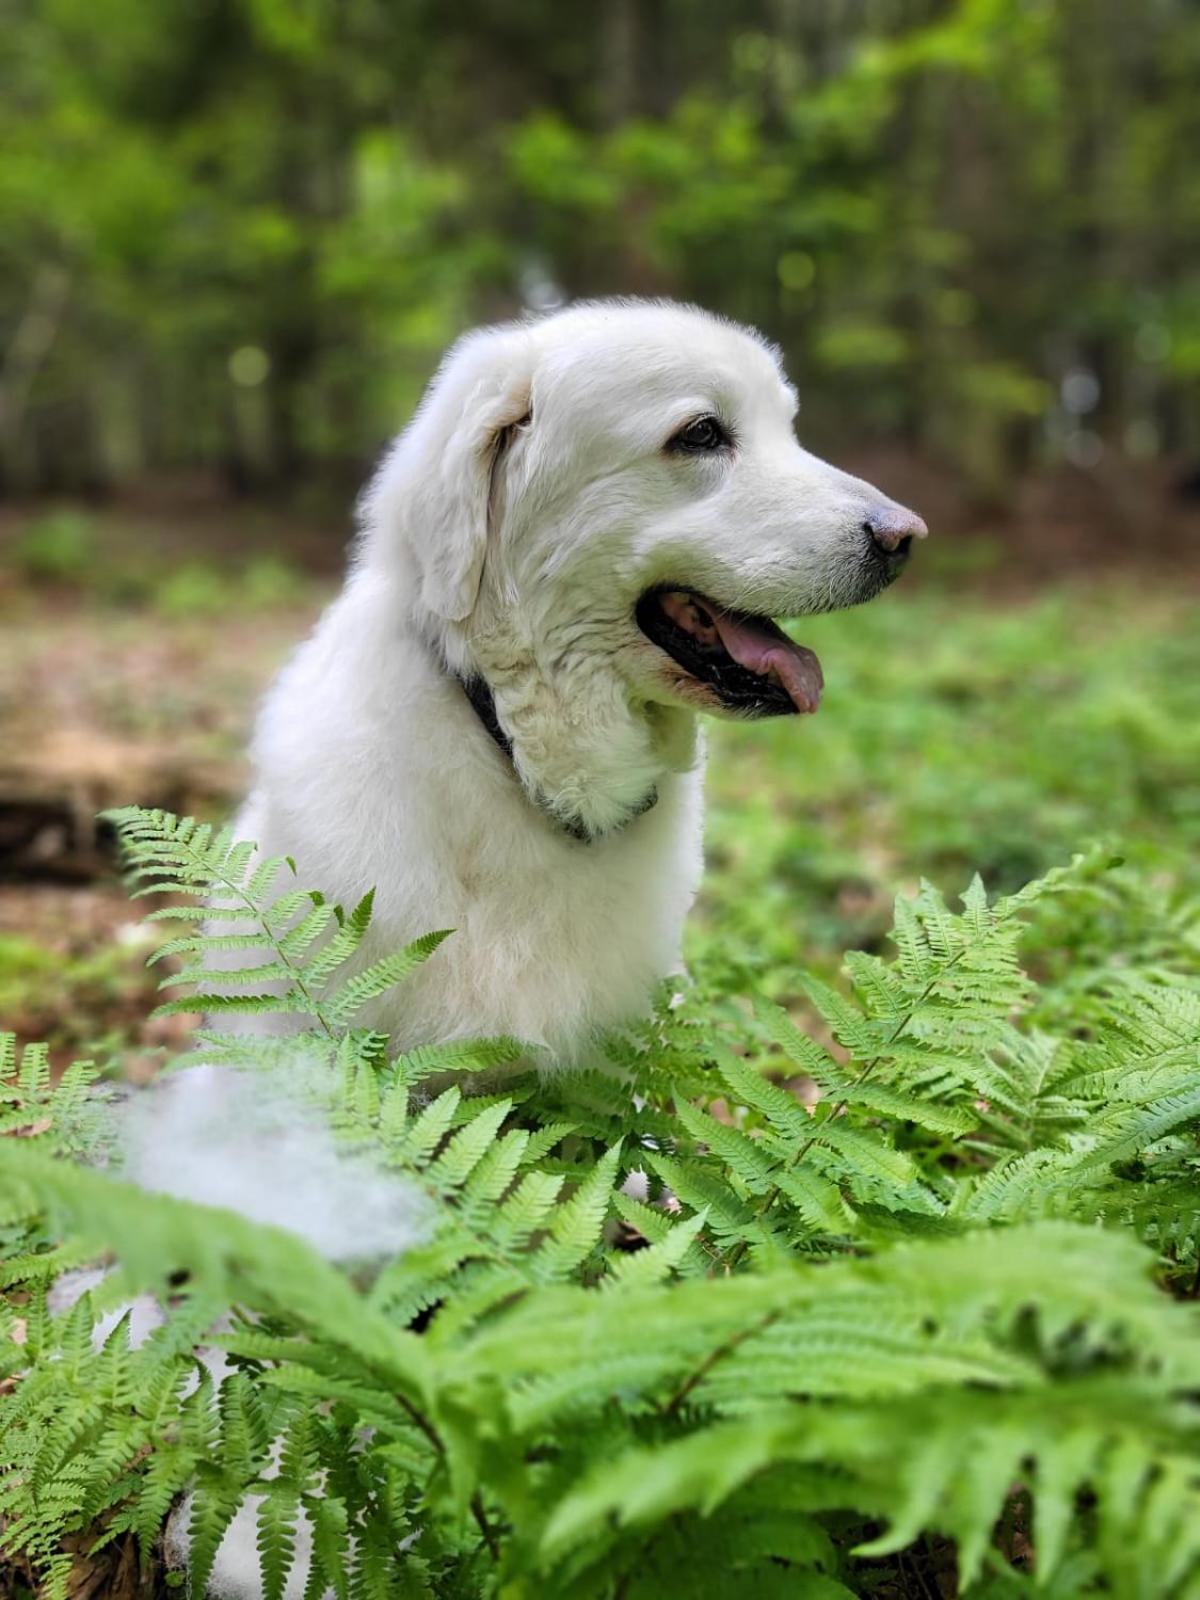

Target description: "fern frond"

left=186, top=1464, right=249, bottom=1598
left=530, top=1144, right=623, bottom=1282
left=324, top=929, right=454, bottom=1026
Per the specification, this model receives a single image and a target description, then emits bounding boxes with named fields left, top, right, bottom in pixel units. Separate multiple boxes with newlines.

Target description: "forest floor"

left=2, top=491, right=1199, bottom=1073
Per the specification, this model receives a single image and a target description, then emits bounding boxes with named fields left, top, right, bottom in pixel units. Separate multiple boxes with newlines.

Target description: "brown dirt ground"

left=1, top=550, right=327, bottom=1066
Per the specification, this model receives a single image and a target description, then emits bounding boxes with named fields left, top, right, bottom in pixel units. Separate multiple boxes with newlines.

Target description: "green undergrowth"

left=10, top=510, right=314, bottom=617
left=1, top=807, right=1199, bottom=1599
left=697, top=582, right=1200, bottom=997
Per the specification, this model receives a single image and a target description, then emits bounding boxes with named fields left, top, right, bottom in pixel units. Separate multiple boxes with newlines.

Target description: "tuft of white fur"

left=122, top=1064, right=430, bottom=1261
left=109, top=1064, right=428, bottom=1598
left=164, top=1487, right=326, bottom=1600
left=235, top=298, right=919, bottom=1068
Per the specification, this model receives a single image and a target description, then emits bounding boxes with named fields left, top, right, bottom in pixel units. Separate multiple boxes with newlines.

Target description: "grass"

left=695, top=580, right=1200, bottom=995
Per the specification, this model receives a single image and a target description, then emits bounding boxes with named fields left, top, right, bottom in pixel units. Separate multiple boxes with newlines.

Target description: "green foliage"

left=0, top=1034, right=109, bottom=1162
left=151, top=557, right=310, bottom=621
left=11, top=512, right=94, bottom=585
left=1, top=808, right=1199, bottom=1597
left=4, top=0, right=1199, bottom=496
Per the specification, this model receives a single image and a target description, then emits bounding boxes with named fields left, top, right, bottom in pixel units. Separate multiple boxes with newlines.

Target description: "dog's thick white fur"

left=235, top=298, right=920, bottom=1064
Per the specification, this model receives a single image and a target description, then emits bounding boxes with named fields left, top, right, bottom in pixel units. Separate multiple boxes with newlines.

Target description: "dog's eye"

left=668, top=415, right=730, bottom=454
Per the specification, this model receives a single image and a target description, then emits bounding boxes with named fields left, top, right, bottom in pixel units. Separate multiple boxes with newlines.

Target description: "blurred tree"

left=1, top=0, right=1198, bottom=505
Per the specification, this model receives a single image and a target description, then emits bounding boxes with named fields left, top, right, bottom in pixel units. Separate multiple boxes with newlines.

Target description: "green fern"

left=0, top=1035, right=109, bottom=1160
left=2, top=815, right=1199, bottom=1598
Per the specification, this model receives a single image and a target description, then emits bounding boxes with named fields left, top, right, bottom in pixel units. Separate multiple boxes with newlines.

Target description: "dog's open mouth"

left=635, top=588, right=823, bottom=717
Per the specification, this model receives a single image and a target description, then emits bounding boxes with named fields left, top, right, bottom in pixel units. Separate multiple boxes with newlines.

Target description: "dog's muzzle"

left=636, top=588, right=823, bottom=717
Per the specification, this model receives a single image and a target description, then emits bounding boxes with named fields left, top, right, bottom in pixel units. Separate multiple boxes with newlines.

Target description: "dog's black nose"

left=864, top=505, right=928, bottom=558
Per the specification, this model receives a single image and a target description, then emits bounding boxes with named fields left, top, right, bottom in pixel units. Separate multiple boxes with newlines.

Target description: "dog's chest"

left=361, top=769, right=705, bottom=1063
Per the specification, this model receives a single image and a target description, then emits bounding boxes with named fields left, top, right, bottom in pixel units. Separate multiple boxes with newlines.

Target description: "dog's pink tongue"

left=712, top=614, right=824, bottom=714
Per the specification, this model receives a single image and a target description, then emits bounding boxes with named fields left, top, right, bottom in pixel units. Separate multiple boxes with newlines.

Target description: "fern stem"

left=471, top=1492, right=501, bottom=1561
left=659, top=1309, right=779, bottom=1416
left=163, top=831, right=336, bottom=1039
left=393, top=1392, right=446, bottom=1461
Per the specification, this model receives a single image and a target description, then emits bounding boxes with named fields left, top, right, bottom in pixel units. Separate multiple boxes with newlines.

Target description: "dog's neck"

left=457, top=673, right=658, bottom=842
left=445, top=618, right=700, bottom=842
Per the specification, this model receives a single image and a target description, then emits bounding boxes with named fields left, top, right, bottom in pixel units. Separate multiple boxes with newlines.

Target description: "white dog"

left=236, top=298, right=925, bottom=1064
left=127, top=300, right=925, bottom=1597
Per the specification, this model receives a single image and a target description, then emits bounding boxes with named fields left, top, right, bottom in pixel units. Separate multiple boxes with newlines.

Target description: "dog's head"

left=364, top=300, right=925, bottom=730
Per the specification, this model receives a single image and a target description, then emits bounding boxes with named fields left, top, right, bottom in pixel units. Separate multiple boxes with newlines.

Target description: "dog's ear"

left=364, top=323, right=536, bottom=622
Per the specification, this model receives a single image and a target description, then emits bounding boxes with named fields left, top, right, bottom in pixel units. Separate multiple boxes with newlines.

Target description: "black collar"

left=457, top=673, right=657, bottom=843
